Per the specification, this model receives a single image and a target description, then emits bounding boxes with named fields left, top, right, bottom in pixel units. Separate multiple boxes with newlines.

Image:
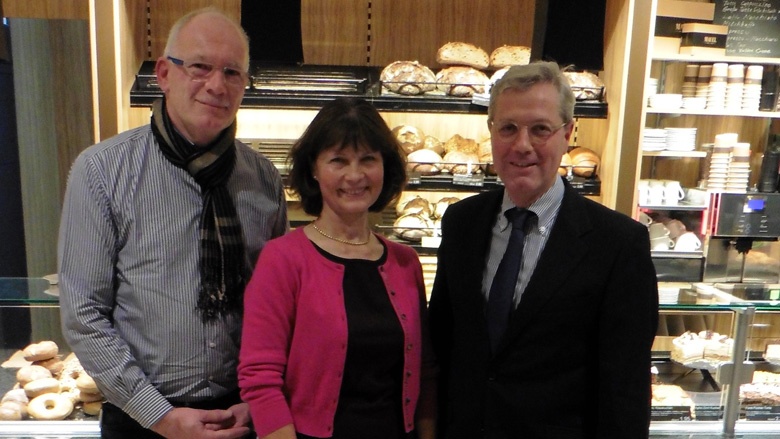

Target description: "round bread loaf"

left=393, top=214, right=432, bottom=242
left=423, top=135, right=445, bottom=155
left=0, top=401, right=24, bottom=421
left=16, top=365, right=53, bottom=387
left=563, top=71, right=604, bottom=100
left=443, top=134, right=480, bottom=155
left=568, top=147, right=600, bottom=177
left=24, top=377, right=61, bottom=399
left=76, top=373, right=99, bottom=394
left=82, top=400, right=103, bottom=416
left=400, top=196, right=432, bottom=218
left=489, top=45, right=531, bottom=68
left=442, top=151, right=481, bottom=175
left=33, top=356, right=64, bottom=375
left=436, top=42, right=490, bottom=69
left=2, top=388, right=29, bottom=405
left=406, top=149, right=443, bottom=175
left=559, top=152, right=573, bottom=176
left=392, top=125, right=425, bottom=155
left=380, top=61, right=436, bottom=95
left=435, top=67, right=489, bottom=97
left=477, top=137, right=495, bottom=175
left=22, top=341, right=58, bottom=362
left=433, top=197, right=461, bottom=219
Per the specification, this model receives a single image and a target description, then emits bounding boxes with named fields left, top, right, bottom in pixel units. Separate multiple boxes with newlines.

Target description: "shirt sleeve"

left=58, top=153, right=173, bottom=428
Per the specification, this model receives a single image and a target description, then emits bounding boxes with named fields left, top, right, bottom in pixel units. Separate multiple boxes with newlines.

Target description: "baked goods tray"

left=250, top=64, right=376, bottom=94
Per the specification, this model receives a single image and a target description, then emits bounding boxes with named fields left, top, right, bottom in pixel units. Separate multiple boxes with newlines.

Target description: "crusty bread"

left=392, top=125, right=425, bottom=155
left=559, top=152, right=572, bottom=176
left=478, top=137, right=495, bottom=175
left=380, top=61, right=436, bottom=95
left=406, top=149, right=443, bottom=175
left=435, top=66, right=489, bottom=97
left=568, top=147, right=600, bottom=177
left=393, top=214, right=432, bottom=242
left=489, top=45, right=531, bottom=68
left=562, top=71, right=604, bottom=101
left=443, top=134, right=480, bottom=155
left=436, top=42, right=490, bottom=69
left=442, top=151, right=481, bottom=175
left=423, top=135, right=445, bottom=155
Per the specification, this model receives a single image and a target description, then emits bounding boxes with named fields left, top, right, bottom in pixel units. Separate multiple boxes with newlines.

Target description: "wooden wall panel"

left=117, top=0, right=148, bottom=132
left=1, top=0, right=88, bottom=20
left=370, top=0, right=535, bottom=67
left=147, top=0, right=241, bottom=58
left=301, top=0, right=367, bottom=65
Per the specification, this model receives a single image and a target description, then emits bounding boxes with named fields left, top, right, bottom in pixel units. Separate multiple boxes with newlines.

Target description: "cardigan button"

left=406, top=344, right=413, bottom=351
left=401, top=314, right=407, bottom=320
left=405, top=398, right=411, bottom=405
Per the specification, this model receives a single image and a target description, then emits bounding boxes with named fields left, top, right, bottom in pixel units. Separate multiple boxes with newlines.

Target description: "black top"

left=299, top=242, right=408, bottom=439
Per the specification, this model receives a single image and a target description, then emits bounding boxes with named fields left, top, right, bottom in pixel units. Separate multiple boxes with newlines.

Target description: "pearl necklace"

left=312, top=222, right=370, bottom=246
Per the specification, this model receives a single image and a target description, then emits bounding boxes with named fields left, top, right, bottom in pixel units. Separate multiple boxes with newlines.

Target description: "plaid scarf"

left=150, top=98, right=246, bottom=321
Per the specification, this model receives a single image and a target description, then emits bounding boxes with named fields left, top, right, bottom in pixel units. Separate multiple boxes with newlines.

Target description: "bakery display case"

left=0, top=278, right=100, bottom=438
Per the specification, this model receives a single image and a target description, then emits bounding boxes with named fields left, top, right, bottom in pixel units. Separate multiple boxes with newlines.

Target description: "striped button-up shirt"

left=58, top=125, right=288, bottom=428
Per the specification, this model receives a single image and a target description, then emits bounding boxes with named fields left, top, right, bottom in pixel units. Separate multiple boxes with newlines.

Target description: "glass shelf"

left=0, top=278, right=57, bottom=305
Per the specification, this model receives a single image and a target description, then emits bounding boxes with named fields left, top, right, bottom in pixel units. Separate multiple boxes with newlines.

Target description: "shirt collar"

left=499, top=177, right=565, bottom=234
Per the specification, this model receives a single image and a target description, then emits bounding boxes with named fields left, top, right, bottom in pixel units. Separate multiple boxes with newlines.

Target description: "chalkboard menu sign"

left=714, top=0, right=780, bottom=57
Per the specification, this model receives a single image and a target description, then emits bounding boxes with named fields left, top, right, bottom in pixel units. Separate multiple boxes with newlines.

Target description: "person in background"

left=238, top=97, right=436, bottom=439
left=428, top=61, right=658, bottom=439
left=58, top=7, right=288, bottom=439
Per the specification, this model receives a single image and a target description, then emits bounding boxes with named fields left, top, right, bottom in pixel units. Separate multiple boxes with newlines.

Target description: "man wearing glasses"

left=429, top=62, right=658, bottom=438
left=58, top=7, right=288, bottom=439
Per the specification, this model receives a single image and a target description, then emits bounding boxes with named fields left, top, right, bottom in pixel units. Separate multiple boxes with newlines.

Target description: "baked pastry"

left=392, top=125, right=426, bottom=155
left=489, top=45, right=531, bottom=68
left=17, top=365, right=53, bottom=387
left=24, top=377, right=61, bottom=399
left=651, top=384, right=693, bottom=407
left=27, top=393, right=74, bottom=420
left=562, top=71, right=604, bottom=101
left=671, top=330, right=733, bottom=368
left=568, top=147, right=600, bottom=177
left=433, top=197, right=461, bottom=219
left=423, top=135, right=445, bottom=156
left=477, top=137, right=494, bottom=175
left=436, top=67, right=489, bottom=97
left=436, top=42, right=490, bottom=69
left=406, top=149, right=443, bottom=175
left=380, top=61, right=436, bottom=96
left=399, top=196, right=432, bottom=218
left=0, top=401, right=24, bottom=421
left=22, top=340, right=58, bottom=362
left=443, top=134, right=480, bottom=155
left=559, top=152, right=572, bottom=176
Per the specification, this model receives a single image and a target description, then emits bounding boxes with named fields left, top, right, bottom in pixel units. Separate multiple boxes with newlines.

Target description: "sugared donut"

left=27, top=393, right=74, bottom=420
left=0, top=401, right=24, bottom=420
left=16, top=365, right=52, bottom=387
left=60, top=357, right=85, bottom=380
left=33, top=356, right=64, bottom=375
left=82, top=400, right=103, bottom=416
left=2, top=388, right=29, bottom=405
left=22, top=341, right=59, bottom=361
left=24, top=377, right=60, bottom=399
left=76, top=373, right=99, bottom=394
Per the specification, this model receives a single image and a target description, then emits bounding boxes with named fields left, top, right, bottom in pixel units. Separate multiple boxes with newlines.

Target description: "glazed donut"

left=16, top=365, right=52, bottom=387
left=22, top=341, right=59, bottom=362
left=2, top=388, right=29, bottom=405
left=24, top=377, right=60, bottom=399
left=33, top=356, right=64, bottom=375
left=77, top=390, right=104, bottom=403
left=0, top=401, right=24, bottom=421
left=27, top=393, right=74, bottom=420
left=82, top=400, right=103, bottom=416
left=76, top=373, right=99, bottom=394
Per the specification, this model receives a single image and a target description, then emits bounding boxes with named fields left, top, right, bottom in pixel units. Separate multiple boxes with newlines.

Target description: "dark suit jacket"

left=428, top=180, right=659, bottom=439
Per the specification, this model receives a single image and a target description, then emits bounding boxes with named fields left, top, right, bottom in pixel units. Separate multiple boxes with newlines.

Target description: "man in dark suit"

left=428, top=61, right=658, bottom=439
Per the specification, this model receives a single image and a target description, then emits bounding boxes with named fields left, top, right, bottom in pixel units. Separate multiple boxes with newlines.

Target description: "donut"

left=27, top=393, right=74, bottom=420
left=60, top=357, right=85, bottom=380
left=76, top=373, right=99, bottom=394
left=0, top=401, right=24, bottom=421
left=33, top=356, right=64, bottom=375
left=82, top=400, right=103, bottom=416
left=2, top=388, right=29, bottom=405
left=24, top=377, right=60, bottom=399
left=22, top=341, right=59, bottom=361
left=16, top=365, right=52, bottom=387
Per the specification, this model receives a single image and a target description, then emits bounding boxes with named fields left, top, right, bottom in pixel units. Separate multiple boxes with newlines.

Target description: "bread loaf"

left=436, top=42, right=490, bottom=69
left=406, top=149, right=443, bottom=175
left=423, top=135, right=445, bottom=155
left=392, top=125, right=425, bottom=155
left=442, top=151, right=481, bottom=175
left=400, top=196, right=432, bottom=218
left=478, top=137, right=495, bottom=175
left=489, top=45, right=531, bottom=68
left=380, top=61, right=436, bottom=95
left=559, top=152, right=572, bottom=176
left=433, top=197, right=461, bottom=219
left=568, top=147, right=600, bottom=177
left=393, top=214, right=433, bottom=242
left=562, top=71, right=604, bottom=101
left=443, top=134, right=480, bottom=155
left=435, top=67, right=489, bottom=97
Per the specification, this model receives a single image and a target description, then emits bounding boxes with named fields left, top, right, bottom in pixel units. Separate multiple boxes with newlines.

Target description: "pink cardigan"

left=238, top=228, right=435, bottom=438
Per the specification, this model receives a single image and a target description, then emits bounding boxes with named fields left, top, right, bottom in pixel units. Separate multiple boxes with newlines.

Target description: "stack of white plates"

left=665, top=127, right=697, bottom=151
left=706, top=151, right=731, bottom=191
left=682, top=97, right=707, bottom=110
left=648, top=93, right=683, bottom=110
left=658, top=286, right=680, bottom=304
left=642, top=128, right=667, bottom=151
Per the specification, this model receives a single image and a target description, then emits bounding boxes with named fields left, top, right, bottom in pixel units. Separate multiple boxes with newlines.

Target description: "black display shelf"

left=130, top=61, right=608, bottom=118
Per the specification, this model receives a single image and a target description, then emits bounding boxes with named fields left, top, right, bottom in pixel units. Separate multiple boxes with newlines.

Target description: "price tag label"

left=694, top=405, right=723, bottom=421
left=650, top=406, right=692, bottom=421
left=452, top=174, right=485, bottom=187
left=746, top=405, right=780, bottom=421
left=407, top=172, right=422, bottom=185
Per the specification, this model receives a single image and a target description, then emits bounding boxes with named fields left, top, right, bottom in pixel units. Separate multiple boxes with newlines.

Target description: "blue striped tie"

left=487, top=208, right=531, bottom=353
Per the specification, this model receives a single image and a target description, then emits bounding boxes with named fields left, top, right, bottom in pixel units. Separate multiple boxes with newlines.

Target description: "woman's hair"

left=488, top=61, right=575, bottom=125
left=288, top=97, right=407, bottom=216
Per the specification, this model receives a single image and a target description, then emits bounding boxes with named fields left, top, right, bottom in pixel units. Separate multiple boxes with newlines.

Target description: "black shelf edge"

left=130, top=62, right=608, bottom=118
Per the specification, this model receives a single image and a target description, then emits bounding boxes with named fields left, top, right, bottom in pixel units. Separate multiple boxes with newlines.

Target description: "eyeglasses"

left=167, top=56, right=249, bottom=87
left=489, top=120, right=568, bottom=146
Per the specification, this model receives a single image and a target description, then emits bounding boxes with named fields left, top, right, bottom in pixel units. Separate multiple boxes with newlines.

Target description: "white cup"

left=651, top=236, right=675, bottom=251
left=648, top=180, right=665, bottom=205
left=674, top=232, right=702, bottom=252
left=663, top=181, right=685, bottom=206
left=649, top=223, right=671, bottom=239
left=637, top=180, right=651, bottom=205
left=638, top=212, right=653, bottom=227
left=666, top=219, right=687, bottom=239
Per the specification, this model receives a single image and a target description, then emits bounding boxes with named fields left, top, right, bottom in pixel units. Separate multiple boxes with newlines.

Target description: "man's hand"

left=151, top=407, right=251, bottom=439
